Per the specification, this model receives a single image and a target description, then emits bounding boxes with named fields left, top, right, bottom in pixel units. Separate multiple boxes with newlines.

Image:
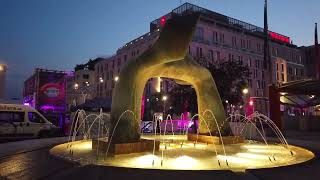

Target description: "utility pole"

left=315, top=23, right=320, bottom=79
left=263, top=0, right=272, bottom=83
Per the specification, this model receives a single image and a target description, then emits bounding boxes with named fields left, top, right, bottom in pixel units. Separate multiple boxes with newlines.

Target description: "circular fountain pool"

left=50, top=135, right=314, bottom=172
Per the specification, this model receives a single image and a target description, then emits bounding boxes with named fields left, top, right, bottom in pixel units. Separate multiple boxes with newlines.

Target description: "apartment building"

left=92, top=3, right=306, bottom=113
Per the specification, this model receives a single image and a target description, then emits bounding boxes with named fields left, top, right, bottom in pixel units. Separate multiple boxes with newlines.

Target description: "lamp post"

left=242, top=88, right=249, bottom=116
left=114, top=76, right=119, bottom=82
left=162, top=95, right=167, bottom=119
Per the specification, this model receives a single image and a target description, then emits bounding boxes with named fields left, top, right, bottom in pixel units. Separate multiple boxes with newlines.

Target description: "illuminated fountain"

left=50, top=13, right=314, bottom=172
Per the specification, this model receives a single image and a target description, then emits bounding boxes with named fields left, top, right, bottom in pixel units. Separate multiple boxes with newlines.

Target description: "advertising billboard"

left=37, top=71, right=66, bottom=112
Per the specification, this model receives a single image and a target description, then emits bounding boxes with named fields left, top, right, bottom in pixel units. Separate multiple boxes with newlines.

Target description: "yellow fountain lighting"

left=173, top=156, right=198, bottom=169
left=135, top=154, right=159, bottom=166
left=236, top=153, right=270, bottom=160
left=247, top=148, right=290, bottom=154
left=217, top=155, right=252, bottom=165
left=72, top=141, right=92, bottom=150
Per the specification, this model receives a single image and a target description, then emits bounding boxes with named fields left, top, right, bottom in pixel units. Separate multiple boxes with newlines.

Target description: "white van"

left=0, top=104, right=60, bottom=139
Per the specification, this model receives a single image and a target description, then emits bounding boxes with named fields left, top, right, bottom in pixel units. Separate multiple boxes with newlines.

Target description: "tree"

left=207, top=59, right=251, bottom=106
left=168, top=84, right=197, bottom=115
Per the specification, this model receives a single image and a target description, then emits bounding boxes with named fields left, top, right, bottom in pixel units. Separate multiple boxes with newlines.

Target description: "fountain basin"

left=50, top=135, right=315, bottom=172
left=187, top=134, right=245, bottom=144
left=92, top=138, right=159, bottom=155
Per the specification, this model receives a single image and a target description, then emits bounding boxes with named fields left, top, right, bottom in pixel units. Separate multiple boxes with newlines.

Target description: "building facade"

left=23, top=68, right=71, bottom=128
left=66, top=58, right=103, bottom=110
left=89, top=3, right=307, bottom=114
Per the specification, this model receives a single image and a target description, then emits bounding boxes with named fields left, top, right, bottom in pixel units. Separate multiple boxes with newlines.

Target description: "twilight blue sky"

left=0, top=0, right=319, bottom=101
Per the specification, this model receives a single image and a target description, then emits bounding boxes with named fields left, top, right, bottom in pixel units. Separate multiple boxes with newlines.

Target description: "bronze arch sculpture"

left=110, top=14, right=229, bottom=143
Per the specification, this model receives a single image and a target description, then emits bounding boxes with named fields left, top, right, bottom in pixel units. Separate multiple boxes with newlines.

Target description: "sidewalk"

left=0, top=136, right=70, bottom=158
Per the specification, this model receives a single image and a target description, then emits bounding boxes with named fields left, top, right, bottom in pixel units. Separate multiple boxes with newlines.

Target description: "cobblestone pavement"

left=0, top=147, right=78, bottom=180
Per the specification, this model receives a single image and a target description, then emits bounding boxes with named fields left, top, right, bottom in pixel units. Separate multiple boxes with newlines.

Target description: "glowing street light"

left=162, top=95, right=167, bottom=101
left=99, top=77, right=104, bottom=83
left=74, top=83, right=79, bottom=90
left=242, top=88, right=249, bottom=95
left=114, top=76, right=119, bottom=82
left=162, top=95, right=168, bottom=119
left=225, top=100, right=229, bottom=104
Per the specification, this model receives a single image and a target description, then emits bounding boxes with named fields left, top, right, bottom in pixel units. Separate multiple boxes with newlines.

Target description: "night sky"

left=0, top=0, right=319, bottom=101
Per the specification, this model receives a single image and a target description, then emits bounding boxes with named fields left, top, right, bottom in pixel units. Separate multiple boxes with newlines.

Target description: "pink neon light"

left=269, top=32, right=290, bottom=43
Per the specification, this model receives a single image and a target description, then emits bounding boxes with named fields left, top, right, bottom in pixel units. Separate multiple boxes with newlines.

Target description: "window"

left=219, top=33, right=225, bottom=43
left=212, top=31, right=218, bottom=42
left=281, top=64, right=284, bottom=72
left=247, top=40, right=251, bottom=49
left=196, top=47, right=203, bottom=58
left=124, top=55, right=127, bottom=62
left=28, top=112, right=46, bottom=123
left=288, top=67, right=293, bottom=75
left=117, top=58, right=121, bottom=66
left=248, top=79, right=252, bottom=88
left=0, top=112, right=24, bottom=122
left=232, top=36, right=237, bottom=47
left=257, top=43, right=261, bottom=52
left=194, top=27, right=204, bottom=41
left=209, top=50, right=214, bottom=61
left=105, top=63, right=108, bottom=71
left=83, top=74, right=89, bottom=79
left=255, top=60, right=260, bottom=68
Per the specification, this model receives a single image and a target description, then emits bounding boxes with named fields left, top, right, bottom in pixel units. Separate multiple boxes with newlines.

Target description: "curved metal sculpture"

left=110, top=14, right=228, bottom=143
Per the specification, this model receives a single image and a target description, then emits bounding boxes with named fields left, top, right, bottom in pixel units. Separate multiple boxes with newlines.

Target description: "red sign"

left=269, top=32, right=290, bottom=43
left=40, top=83, right=65, bottom=101
left=160, top=16, right=166, bottom=26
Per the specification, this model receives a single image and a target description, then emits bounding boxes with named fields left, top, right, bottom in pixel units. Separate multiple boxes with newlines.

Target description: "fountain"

left=50, top=13, right=314, bottom=172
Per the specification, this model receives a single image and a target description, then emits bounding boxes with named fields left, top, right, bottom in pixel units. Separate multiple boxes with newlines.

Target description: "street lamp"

left=74, top=83, right=79, bottom=90
left=114, top=76, right=119, bottom=82
left=241, top=88, right=249, bottom=116
left=162, top=95, right=168, bottom=120
left=99, top=77, right=104, bottom=83
left=242, top=88, right=249, bottom=95
left=162, top=95, right=167, bottom=101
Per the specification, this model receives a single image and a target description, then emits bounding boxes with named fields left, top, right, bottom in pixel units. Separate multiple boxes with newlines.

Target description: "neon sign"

left=160, top=16, right=166, bottom=26
left=269, top=32, right=290, bottom=43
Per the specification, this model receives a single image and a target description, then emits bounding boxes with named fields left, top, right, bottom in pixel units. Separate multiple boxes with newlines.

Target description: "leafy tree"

left=167, top=59, right=250, bottom=114
left=207, top=59, right=251, bottom=106
left=168, top=84, right=197, bottom=115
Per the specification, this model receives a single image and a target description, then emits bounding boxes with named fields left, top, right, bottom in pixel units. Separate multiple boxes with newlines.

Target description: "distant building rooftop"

left=75, top=57, right=105, bottom=71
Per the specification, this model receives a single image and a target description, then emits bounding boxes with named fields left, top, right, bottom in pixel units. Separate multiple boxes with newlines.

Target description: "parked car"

left=0, top=104, right=61, bottom=139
